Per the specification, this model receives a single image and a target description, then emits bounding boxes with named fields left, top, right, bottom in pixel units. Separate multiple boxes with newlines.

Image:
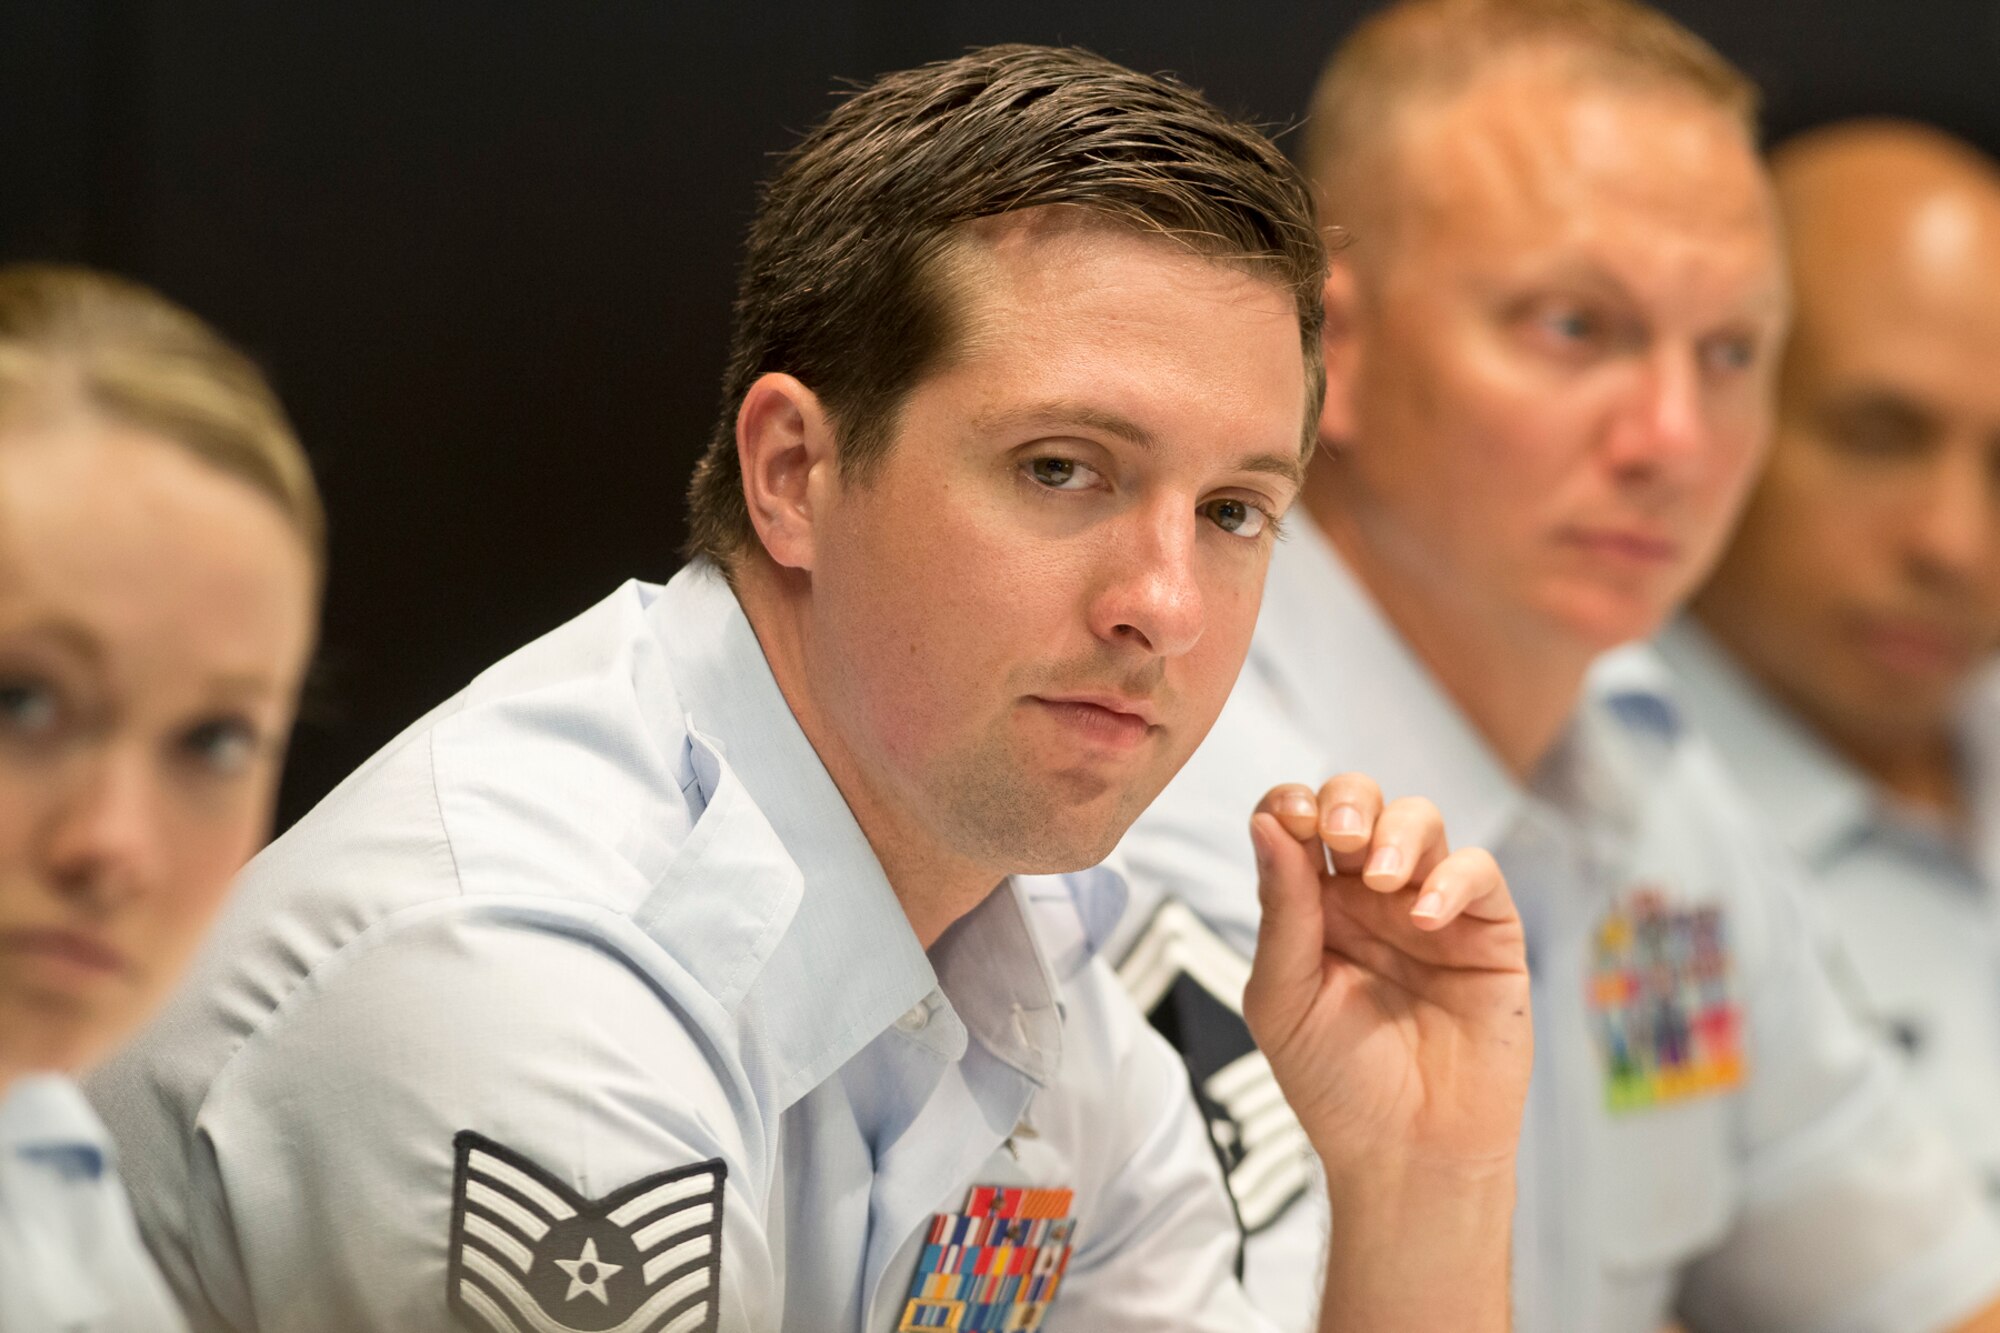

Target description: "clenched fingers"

left=1407, top=846, right=1512, bottom=931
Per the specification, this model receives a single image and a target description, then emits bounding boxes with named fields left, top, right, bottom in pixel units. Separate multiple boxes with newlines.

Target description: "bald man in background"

left=1114, top=3, right=2000, bottom=1328
left=1660, top=122, right=2000, bottom=1202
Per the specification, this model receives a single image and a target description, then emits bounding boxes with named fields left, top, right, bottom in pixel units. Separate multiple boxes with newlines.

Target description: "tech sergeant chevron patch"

left=448, top=1132, right=724, bottom=1333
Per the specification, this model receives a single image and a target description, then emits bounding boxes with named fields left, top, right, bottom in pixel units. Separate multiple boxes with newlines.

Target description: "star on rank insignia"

left=1587, top=887, right=1745, bottom=1113
left=898, top=1186, right=1077, bottom=1331
left=447, top=1132, right=724, bottom=1333
left=1116, top=901, right=1313, bottom=1236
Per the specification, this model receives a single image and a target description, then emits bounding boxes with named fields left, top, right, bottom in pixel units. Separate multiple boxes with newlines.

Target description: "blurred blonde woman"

left=0, top=265, right=321, bottom=1330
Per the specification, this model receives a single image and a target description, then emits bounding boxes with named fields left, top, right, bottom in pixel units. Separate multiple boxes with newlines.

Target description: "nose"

left=1088, top=498, right=1205, bottom=659
left=1603, top=347, right=1708, bottom=481
left=41, top=747, right=167, bottom=916
left=1904, top=442, right=1997, bottom=587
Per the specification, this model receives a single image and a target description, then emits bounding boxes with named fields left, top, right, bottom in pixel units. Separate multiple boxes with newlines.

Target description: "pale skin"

left=1309, top=54, right=2000, bottom=1333
left=1694, top=122, right=2000, bottom=820
left=729, top=209, right=1529, bottom=1328
left=1312, top=57, right=1789, bottom=775
left=0, top=406, right=316, bottom=1094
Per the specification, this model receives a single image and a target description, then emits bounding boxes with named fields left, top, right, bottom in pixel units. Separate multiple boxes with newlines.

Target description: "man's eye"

left=178, top=718, right=261, bottom=778
left=1701, top=335, right=1756, bottom=375
left=1822, top=401, right=1932, bottom=459
left=1025, top=457, right=1096, bottom=490
left=0, top=679, right=60, bottom=739
left=1201, top=498, right=1269, bottom=538
left=1512, top=300, right=1621, bottom=362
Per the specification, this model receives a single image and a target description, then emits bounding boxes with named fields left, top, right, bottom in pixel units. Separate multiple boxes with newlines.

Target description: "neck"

left=1866, top=734, right=1965, bottom=819
left=730, top=554, right=1002, bottom=949
left=1686, top=605, right=1968, bottom=824
left=1303, top=469, right=1590, bottom=780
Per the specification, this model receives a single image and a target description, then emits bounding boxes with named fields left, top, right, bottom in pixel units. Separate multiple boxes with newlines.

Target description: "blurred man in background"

left=1113, top=2, right=2000, bottom=1329
left=1663, top=120, right=2000, bottom=1202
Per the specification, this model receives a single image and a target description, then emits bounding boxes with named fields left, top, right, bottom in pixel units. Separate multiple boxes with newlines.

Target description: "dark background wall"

left=4, top=1, right=1998, bottom=828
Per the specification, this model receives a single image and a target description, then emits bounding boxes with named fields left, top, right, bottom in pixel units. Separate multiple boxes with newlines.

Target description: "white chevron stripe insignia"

left=448, top=1132, right=725, bottom=1333
left=1116, top=902, right=1313, bottom=1235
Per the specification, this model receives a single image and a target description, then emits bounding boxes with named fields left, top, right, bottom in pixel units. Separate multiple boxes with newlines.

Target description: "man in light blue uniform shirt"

left=1, top=1077, right=187, bottom=1333
left=89, top=47, right=1533, bottom=1333
left=1668, top=120, right=2000, bottom=1202
left=1114, top=3, right=2000, bottom=1330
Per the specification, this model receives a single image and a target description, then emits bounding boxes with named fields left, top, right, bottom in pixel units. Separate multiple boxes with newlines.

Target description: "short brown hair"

left=684, top=43, right=1327, bottom=569
left=1304, top=0, right=1758, bottom=230
left=0, top=264, right=325, bottom=577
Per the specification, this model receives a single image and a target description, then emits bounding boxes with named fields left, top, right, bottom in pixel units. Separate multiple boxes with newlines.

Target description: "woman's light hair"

left=0, top=263, right=325, bottom=576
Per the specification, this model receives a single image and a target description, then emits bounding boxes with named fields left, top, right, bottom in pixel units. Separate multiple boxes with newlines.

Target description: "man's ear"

left=1319, top=260, right=1363, bottom=447
left=737, top=372, right=838, bottom=572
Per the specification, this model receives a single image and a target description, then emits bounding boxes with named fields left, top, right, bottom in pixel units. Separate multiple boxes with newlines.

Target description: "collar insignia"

left=447, top=1131, right=723, bottom=1332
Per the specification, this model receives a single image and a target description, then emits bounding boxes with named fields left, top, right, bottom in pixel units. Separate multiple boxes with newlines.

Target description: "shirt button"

left=896, top=998, right=932, bottom=1033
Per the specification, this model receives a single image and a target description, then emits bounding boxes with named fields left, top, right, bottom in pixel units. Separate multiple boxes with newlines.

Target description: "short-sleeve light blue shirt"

left=1656, top=617, right=2000, bottom=1205
left=1116, top=522, right=2000, bottom=1333
left=0, top=1074, right=188, bottom=1333
left=87, top=562, right=1272, bottom=1333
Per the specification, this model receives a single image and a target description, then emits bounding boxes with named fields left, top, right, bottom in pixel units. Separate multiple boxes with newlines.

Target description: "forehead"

left=1789, top=185, right=2000, bottom=406
left=1388, top=65, right=1781, bottom=306
left=931, top=213, right=1312, bottom=452
left=0, top=414, right=313, bottom=684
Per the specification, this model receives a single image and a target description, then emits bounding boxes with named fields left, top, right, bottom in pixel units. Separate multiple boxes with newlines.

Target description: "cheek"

left=0, top=766, right=45, bottom=881
left=1746, top=452, right=1883, bottom=593
left=133, top=803, right=265, bottom=964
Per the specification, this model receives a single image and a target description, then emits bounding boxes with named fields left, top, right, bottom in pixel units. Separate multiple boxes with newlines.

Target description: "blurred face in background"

left=1318, top=55, right=1788, bottom=658
left=0, top=407, right=316, bottom=1081
left=1694, top=129, right=2000, bottom=764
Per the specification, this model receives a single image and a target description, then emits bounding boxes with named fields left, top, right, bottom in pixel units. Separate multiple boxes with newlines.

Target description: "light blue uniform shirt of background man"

left=0, top=1075, right=189, bottom=1333
left=1114, top=521, right=2000, bottom=1333
left=1656, top=617, right=2000, bottom=1206
left=85, top=561, right=1277, bottom=1333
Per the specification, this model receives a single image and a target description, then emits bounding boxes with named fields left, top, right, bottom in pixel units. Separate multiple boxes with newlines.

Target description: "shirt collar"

left=1651, top=617, right=1877, bottom=868
left=1252, top=522, right=1526, bottom=851
left=649, top=562, right=1064, bottom=1107
left=0, top=1075, right=111, bottom=1182
left=1955, top=665, right=2000, bottom=887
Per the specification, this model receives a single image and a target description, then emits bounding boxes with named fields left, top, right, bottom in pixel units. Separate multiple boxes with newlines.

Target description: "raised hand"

left=1240, top=773, right=1530, bottom=1330
left=1241, top=772, right=1531, bottom=1183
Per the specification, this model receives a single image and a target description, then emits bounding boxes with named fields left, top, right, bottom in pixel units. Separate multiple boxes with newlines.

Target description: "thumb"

left=1242, top=810, right=1326, bottom=1048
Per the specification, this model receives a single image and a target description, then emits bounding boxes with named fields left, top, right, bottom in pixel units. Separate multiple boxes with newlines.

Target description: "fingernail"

left=1327, top=804, right=1365, bottom=837
left=1366, top=846, right=1403, bottom=879
left=1279, top=791, right=1315, bottom=821
left=1250, top=817, right=1273, bottom=874
left=1412, top=889, right=1445, bottom=919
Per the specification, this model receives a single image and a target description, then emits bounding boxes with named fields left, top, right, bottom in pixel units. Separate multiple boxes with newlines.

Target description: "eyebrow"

left=1515, top=259, right=1789, bottom=322
left=973, top=401, right=1157, bottom=447
left=0, top=618, right=281, bottom=702
left=201, top=673, right=285, bottom=704
left=973, top=400, right=1309, bottom=490
left=0, top=616, right=106, bottom=665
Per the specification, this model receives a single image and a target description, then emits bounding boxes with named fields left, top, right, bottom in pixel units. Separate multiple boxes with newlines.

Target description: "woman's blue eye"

left=0, top=680, right=59, bottom=737
left=180, top=718, right=259, bottom=777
